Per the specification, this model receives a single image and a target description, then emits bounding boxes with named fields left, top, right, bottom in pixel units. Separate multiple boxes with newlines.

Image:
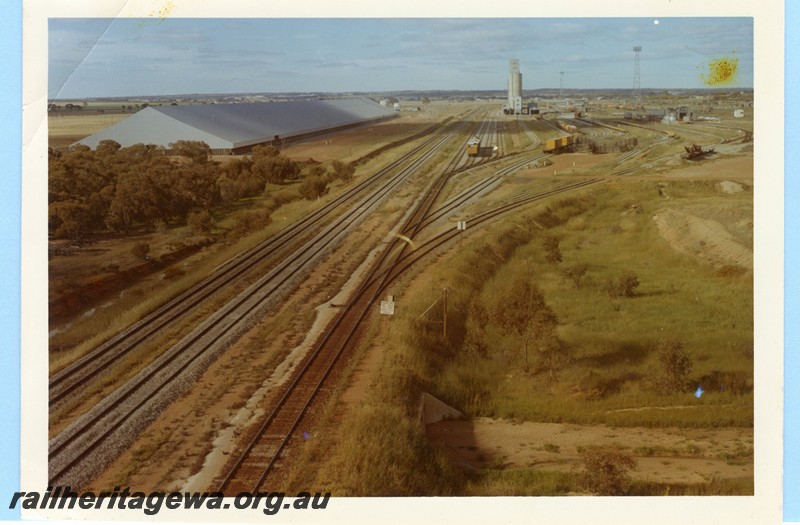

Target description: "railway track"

left=215, top=158, right=602, bottom=493
left=460, top=114, right=502, bottom=171
left=519, top=120, right=543, bottom=148
left=48, top=121, right=466, bottom=488
left=215, top=124, right=482, bottom=494
left=48, top=122, right=461, bottom=411
left=374, top=178, right=605, bottom=288
left=612, top=121, right=674, bottom=166
left=50, top=112, right=574, bottom=491
left=687, top=122, right=752, bottom=143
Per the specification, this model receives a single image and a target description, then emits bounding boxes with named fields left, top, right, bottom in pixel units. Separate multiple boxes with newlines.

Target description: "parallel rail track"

left=49, top=121, right=469, bottom=488
left=216, top=122, right=485, bottom=493
left=215, top=168, right=603, bottom=493
left=50, top=110, right=598, bottom=491
left=49, top=122, right=462, bottom=410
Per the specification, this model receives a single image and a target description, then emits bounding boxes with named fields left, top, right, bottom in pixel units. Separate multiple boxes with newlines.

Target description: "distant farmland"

left=48, top=113, right=131, bottom=150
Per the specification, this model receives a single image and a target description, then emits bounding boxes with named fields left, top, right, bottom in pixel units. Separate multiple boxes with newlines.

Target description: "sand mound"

left=652, top=208, right=752, bottom=269
left=716, top=181, right=744, bottom=194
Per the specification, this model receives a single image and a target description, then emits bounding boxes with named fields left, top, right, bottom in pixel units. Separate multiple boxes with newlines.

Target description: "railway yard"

left=47, top=95, right=755, bottom=496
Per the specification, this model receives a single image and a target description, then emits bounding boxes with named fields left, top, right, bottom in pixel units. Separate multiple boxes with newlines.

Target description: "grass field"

left=301, top=151, right=753, bottom=495
left=48, top=113, right=131, bottom=149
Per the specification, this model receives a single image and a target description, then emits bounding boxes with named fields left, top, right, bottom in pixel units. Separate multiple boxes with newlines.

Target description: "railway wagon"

left=557, top=120, right=579, bottom=134
left=544, top=134, right=575, bottom=153
left=467, top=137, right=481, bottom=156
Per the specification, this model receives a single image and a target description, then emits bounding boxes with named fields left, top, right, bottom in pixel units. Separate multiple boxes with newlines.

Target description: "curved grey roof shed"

left=75, top=97, right=397, bottom=153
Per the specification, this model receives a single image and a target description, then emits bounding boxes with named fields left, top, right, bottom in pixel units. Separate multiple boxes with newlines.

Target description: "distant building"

left=74, top=98, right=397, bottom=155
left=734, top=109, right=745, bottom=118
left=646, top=106, right=693, bottom=124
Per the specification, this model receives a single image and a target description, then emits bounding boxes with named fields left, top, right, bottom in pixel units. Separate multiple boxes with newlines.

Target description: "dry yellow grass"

left=48, top=114, right=131, bottom=137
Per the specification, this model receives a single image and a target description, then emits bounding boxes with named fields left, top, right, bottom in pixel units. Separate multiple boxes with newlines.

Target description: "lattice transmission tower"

left=633, top=46, right=642, bottom=100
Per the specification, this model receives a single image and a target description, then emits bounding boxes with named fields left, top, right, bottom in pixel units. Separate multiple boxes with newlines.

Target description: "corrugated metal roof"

left=77, top=108, right=234, bottom=149
left=76, top=97, right=396, bottom=150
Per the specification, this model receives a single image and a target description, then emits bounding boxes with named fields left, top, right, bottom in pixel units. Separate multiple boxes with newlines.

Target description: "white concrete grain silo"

left=508, top=59, right=523, bottom=115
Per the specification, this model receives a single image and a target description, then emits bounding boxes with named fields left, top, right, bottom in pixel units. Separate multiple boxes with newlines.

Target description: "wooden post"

left=442, top=288, right=447, bottom=340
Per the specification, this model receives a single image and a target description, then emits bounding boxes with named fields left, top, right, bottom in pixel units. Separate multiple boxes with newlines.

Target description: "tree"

left=95, top=139, right=122, bottom=157
left=579, top=448, right=636, bottom=495
left=491, top=279, right=567, bottom=377
left=107, top=168, right=170, bottom=230
left=251, top=154, right=300, bottom=184
left=250, top=145, right=281, bottom=159
left=49, top=201, right=91, bottom=241
left=170, top=140, right=212, bottom=164
left=648, top=339, right=693, bottom=394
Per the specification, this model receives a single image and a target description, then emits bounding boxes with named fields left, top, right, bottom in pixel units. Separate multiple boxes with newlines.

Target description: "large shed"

left=75, top=97, right=398, bottom=154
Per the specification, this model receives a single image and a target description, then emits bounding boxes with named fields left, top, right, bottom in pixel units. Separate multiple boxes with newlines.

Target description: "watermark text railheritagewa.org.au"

left=9, top=486, right=330, bottom=515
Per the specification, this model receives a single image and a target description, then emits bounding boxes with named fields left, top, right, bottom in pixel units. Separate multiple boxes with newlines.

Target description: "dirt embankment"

left=651, top=207, right=752, bottom=270
left=49, top=241, right=209, bottom=324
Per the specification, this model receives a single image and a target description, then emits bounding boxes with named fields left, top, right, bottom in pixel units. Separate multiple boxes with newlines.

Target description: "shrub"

left=542, top=236, right=562, bottom=264
left=579, top=448, right=636, bottom=495
left=605, top=271, right=639, bottom=299
left=648, top=339, right=693, bottom=394
left=561, top=264, right=589, bottom=288
left=327, top=404, right=457, bottom=496
left=232, top=209, right=272, bottom=236
left=131, top=242, right=150, bottom=260
left=299, top=175, right=329, bottom=200
left=714, top=264, right=749, bottom=279
left=163, top=267, right=185, bottom=280
left=187, top=209, right=214, bottom=234
left=697, top=369, right=751, bottom=395
left=269, top=188, right=299, bottom=207
left=574, top=371, right=607, bottom=400
left=331, top=160, right=356, bottom=182
left=533, top=208, right=563, bottom=229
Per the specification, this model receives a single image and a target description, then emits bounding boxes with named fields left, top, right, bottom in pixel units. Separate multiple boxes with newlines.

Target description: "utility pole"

left=633, top=46, right=642, bottom=101
left=442, top=288, right=448, bottom=340
left=457, top=220, right=467, bottom=246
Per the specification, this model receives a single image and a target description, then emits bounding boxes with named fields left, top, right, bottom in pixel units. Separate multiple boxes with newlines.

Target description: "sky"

left=48, top=17, right=753, bottom=99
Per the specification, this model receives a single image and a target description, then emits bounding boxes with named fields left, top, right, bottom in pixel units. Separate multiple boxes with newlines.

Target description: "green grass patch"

left=307, top=175, right=752, bottom=495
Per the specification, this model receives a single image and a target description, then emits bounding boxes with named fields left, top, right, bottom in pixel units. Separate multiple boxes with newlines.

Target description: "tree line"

left=49, top=140, right=355, bottom=241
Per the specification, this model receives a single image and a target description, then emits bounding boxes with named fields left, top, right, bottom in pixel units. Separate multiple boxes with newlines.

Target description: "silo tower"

left=508, top=59, right=523, bottom=114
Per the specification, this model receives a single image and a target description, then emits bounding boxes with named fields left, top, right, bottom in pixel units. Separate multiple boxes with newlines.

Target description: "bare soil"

left=427, top=417, right=753, bottom=485
left=652, top=208, right=753, bottom=270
